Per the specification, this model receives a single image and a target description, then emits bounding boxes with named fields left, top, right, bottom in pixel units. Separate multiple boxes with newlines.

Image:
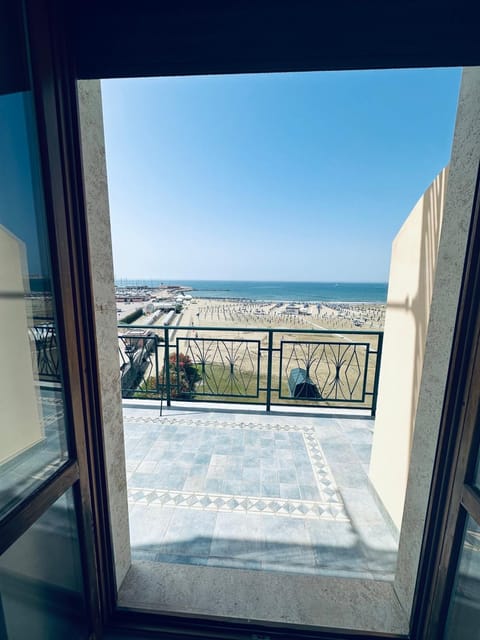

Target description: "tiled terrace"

left=124, top=404, right=398, bottom=580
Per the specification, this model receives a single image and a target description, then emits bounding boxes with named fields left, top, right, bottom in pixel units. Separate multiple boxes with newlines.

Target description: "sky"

left=101, top=68, right=461, bottom=282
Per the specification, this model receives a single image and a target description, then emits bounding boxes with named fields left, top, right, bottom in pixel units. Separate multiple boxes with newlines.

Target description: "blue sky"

left=101, top=68, right=461, bottom=282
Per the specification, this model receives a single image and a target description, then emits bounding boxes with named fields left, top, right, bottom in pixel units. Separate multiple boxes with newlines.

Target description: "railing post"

left=154, top=334, right=160, bottom=396
left=164, top=326, right=171, bottom=406
left=371, top=331, right=383, bottom=417
left=266, top=329, right=273, bottom=412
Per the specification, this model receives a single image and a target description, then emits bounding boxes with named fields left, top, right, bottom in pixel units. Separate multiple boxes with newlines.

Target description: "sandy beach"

left=118, top=293, right=384, bottom=407
left=173, top=302, right=385, bottom=387
left=118, top=295, right=385, bottom=346
left=176, top=298, right=385, bottom=335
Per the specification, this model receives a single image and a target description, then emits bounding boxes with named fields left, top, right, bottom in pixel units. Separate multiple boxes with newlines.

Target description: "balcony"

left=119, top=325, right=397, bottom=580
left=118, top=324, right=383, bottom=415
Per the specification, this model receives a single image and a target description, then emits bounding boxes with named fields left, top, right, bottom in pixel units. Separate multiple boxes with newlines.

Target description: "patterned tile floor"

left=125, top=406, right=398, bottom=579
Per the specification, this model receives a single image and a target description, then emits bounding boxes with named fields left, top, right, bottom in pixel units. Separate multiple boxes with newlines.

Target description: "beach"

left=176, top=298, right=385, bottom=334
left=117, top=288, right=385, bottom=408
left=116, top=280, right=386, bottom=333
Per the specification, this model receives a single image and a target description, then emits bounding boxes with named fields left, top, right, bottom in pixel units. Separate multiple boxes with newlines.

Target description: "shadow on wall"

left=369, top=167, right=448, bottom=531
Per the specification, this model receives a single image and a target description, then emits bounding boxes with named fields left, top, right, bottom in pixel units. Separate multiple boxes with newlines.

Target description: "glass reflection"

left=0, top=490, right=88, bottom=639
left=473, top=433, right=480, bottom=489
left=444, top=514, right=480, bottom=639
left=0, top=9, right=69, bottom=516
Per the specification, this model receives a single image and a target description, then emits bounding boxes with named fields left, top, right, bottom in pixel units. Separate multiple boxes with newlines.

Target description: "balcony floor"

left=124, top=404, right=398, bottom=580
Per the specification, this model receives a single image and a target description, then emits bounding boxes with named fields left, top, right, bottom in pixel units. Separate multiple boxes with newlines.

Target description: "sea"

left=115, top=280, right=388, bottom=304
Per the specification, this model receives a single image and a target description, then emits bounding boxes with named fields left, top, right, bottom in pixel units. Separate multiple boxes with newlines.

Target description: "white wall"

left=369, top=167, right=448, bottom=531
left=394, top=67, right=480, bottom=615
left=0, top=225, right=43, bottom=464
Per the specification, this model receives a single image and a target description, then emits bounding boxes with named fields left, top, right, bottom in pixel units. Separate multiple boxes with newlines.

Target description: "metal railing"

left=30, top=322, right=61, bottom=383
left=119, top=324, right=383, bottom=416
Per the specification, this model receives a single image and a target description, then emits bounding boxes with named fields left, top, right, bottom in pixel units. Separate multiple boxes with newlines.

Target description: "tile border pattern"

left=124, top=414, right=349, bottom=521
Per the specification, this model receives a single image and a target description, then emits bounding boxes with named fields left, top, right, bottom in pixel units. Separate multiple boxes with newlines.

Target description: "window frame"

left=4, top=2, right=480, bottom=638
left=0, top=1, right=111, bottom=636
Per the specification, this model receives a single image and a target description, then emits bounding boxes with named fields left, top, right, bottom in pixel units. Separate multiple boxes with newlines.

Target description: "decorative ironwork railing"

left=30, top=323, right=61, bottom=382
left=118, top=325, right=383, bottom=415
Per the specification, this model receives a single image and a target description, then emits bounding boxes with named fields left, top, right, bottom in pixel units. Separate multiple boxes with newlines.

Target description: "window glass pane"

left=0, top=6, right=69, bottom=516
left=444, top=513, right=480, bottom=640
left=473, top=436, right=480, bottom=489
left=0, top=489, right=88, bottom=639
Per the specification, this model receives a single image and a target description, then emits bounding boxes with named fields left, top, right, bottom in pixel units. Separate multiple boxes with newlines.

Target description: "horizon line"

left=114, top=278, right=388, bottom=285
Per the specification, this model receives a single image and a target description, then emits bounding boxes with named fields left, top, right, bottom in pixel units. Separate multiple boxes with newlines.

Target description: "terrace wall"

left=369, top=167, right=448, bottom=531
